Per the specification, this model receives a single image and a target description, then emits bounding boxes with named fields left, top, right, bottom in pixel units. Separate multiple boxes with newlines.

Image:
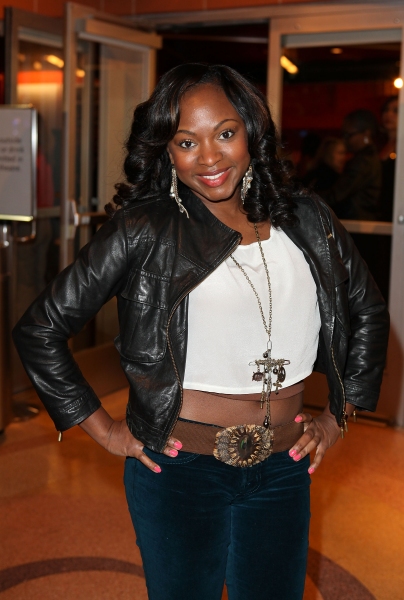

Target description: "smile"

left=197, top=168, right=231, bottom=187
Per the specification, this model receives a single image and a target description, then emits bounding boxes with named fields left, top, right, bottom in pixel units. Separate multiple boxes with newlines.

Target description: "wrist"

left=79, top=407, right=115, bottom=447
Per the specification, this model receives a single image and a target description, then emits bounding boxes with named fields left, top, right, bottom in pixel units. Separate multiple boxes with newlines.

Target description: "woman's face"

left=381, top=99, right=398, bottom=133
left=167, top=84, right=250, bottom=208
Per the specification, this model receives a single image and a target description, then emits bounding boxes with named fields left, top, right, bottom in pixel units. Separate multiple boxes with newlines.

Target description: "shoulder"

left=110, top=195, right=178, bottom=238
left=290, top=191, right=333, bottom=226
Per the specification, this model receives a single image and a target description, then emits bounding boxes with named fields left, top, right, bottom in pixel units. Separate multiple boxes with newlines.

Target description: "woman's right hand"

left=79, top=406, right=182, bottom=473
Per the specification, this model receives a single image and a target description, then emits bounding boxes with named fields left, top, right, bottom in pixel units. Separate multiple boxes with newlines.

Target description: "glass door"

left=268, top=12, right=404, bottom=426
left=4, top=8, right=64, bottom=394
left=61, top=4, right=161, bottom=386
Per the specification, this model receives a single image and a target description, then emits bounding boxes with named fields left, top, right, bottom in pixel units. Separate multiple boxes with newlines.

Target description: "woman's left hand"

left=289, top=410, right=341, bottom=474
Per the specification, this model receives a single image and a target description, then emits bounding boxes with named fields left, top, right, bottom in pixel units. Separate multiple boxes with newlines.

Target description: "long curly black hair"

left=108, top=63, right=300, bottom=227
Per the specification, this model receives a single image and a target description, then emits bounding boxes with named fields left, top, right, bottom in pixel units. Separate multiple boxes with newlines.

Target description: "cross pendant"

left=251, top=353, right=290, bottom=396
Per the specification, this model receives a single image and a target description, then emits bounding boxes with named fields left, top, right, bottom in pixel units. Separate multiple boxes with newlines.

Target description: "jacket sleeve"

left=319, top=199, right=390, bottom=411
left=12, top=209, right=129, bottom=432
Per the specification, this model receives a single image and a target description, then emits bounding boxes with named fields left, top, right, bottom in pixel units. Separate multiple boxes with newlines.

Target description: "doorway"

left=268, top=12, right=404, bottom=426
left=4, top=4, right=161, bottom=400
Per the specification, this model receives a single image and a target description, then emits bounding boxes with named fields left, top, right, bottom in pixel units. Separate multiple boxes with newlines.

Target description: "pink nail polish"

left=289, top=449, right=297, bottom=457
left=174, top=441, right=182, bottom=449
left=308, top=467, right=315, bottom=474
left=293, top=454, right=302, bottom=461
left=294, top=415, right=303, bottom=422
left=169, top=449, right=178, bottom=457
left=153, top=465, right=161, bottom=473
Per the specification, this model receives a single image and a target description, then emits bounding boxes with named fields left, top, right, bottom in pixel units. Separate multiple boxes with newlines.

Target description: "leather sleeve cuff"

left=49, top=389, right=102, bottom=432
left=344, top=384, right=379, bottom=413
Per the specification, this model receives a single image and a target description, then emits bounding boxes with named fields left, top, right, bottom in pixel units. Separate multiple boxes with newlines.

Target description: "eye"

left=219, top=129, right=235, bottom=140
left=179, top=139, right=196, bottom=149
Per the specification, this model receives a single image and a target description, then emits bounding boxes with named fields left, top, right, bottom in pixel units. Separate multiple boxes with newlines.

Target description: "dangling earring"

left=241, top=165, right=253, bottom=204
left=169, top=166, right=189, bottom=219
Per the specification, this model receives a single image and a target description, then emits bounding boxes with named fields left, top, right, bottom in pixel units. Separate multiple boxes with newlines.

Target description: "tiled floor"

left=1, top=389, right=403, bottom=599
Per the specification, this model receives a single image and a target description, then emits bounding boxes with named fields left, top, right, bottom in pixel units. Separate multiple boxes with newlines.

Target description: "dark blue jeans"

left=124, top=449, right=311, bottom=600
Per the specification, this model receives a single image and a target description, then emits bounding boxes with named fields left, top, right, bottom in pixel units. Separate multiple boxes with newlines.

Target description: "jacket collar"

left=176, top=185, right=241, bottom=273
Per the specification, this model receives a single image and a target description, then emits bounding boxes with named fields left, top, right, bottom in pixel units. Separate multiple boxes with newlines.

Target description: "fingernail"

left=169, top=449, right=178, bottom=457
left=289, top=449, right=297, bottom=457
left=294, top=415, right=303, bottom=422
left=153, top=466, right=161, bottom=473
left=293, top=454, right=302, bottom=461
left=174, top=441, right=182, bottom=449
left=308, top=467, right=315, bottom=474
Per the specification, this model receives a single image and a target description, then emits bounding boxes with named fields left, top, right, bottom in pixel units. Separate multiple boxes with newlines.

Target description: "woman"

left=303, top=136, right=346, bottom=193
left=379, top=95, right=398, bottom=222
left=13, top=64, right=389, bottom=600
left=322, top=109, right=382, bottom=220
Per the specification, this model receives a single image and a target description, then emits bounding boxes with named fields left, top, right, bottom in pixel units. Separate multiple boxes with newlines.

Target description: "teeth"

left=202, top=172, right=223, bottom=180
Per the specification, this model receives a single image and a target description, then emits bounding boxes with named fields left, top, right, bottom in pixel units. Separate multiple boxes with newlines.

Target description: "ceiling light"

left=33, top=61, right=42, bottom=71
left=45, top=55, right=64, bottom=68
left=331, top=47, right=343, bottom=55
left=280, top=55, right=298, bottom=75
left=394, top=77, right=403, bottom=89
left=76, top=69, right=85, bottom=78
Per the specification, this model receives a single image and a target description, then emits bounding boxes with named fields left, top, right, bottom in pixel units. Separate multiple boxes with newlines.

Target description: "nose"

left=197, top=140, right=223, bottom=166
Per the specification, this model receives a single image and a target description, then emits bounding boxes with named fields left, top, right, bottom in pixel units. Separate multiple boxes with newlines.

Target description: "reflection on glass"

left=17, top=41, right=63, bottom=209
left=70, top=41, right=152, bottom=351
left=379, top=95, right=397, bottom=222
left=281, top=42, right=399, bottom=302
left=15, top=41, right=63, bottom=325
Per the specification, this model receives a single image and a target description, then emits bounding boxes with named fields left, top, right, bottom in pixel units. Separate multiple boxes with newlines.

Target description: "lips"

left=196, top=168, right=231, bottom=188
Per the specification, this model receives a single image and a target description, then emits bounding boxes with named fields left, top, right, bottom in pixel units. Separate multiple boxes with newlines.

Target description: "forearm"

left=78, top=406, right=115, bottom=448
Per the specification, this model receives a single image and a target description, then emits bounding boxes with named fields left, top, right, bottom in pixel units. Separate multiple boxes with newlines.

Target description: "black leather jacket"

left=13, top=188, right=389, bottom=452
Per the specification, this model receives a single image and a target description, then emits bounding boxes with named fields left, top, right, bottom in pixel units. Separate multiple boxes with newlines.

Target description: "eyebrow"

left=176, top=118, right=239, bottom=136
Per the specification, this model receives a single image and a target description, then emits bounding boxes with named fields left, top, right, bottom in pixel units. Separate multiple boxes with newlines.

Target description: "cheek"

left=172, top=154, right=195, bottom=179
left=167, top=145, right=193, bottom=173
left=230, top=139, right=250, bottom=168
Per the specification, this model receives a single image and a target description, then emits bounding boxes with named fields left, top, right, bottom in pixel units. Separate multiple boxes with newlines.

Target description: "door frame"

left=61, top=2, right=162, bottom=269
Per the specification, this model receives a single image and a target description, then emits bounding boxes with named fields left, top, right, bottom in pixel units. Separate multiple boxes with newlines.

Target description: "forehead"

left=177, top=84, right=241, bottom=124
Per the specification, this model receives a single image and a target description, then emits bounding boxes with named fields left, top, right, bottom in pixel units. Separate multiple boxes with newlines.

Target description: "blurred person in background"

left=294, top=131, right=322, bottom=179
left=322, top=109, right=381, bottom=220
left=303, top=137, right=346, bottom=194
left=379, top=95, right=398, bottom=222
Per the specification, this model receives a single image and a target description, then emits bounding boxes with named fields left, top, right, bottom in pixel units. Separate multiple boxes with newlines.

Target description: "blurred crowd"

left=296, top=95, right=398, bottom=223
left=292, top=96, right=398, bottom=303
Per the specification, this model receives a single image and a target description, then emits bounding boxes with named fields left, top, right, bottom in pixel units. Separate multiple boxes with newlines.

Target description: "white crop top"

left=183, top=226, right=321, bottom=393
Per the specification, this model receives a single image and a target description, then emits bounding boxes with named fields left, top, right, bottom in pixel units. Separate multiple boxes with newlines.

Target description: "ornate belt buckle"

left=213, top=424, right=274, bottom=467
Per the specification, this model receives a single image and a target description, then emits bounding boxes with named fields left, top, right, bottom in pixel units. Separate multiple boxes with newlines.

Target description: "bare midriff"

left=179, top=381, right=304, bottom=428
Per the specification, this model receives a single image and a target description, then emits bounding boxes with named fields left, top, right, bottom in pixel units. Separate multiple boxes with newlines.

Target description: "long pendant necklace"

left=229, top=223, right=290, bottom=429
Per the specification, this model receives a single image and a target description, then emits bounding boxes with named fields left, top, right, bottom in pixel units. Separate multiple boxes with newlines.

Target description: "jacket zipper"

left=331, top=345, right=348, bottom=438
left=326, top=229, right=348, bottom=436
left=165, top=240, right=241, bottom=442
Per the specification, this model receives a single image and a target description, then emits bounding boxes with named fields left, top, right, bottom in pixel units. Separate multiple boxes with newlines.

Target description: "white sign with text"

left=0, top=107, right=37, bottom=220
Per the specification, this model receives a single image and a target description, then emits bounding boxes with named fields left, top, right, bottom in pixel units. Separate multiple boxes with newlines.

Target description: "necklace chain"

left=229, top=222, right=289, bottom=429
left=229, top=223, right=272, bottom=343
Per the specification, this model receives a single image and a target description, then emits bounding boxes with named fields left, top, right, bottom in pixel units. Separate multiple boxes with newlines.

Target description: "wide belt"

left=172, top=418, right=304, bottom=467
